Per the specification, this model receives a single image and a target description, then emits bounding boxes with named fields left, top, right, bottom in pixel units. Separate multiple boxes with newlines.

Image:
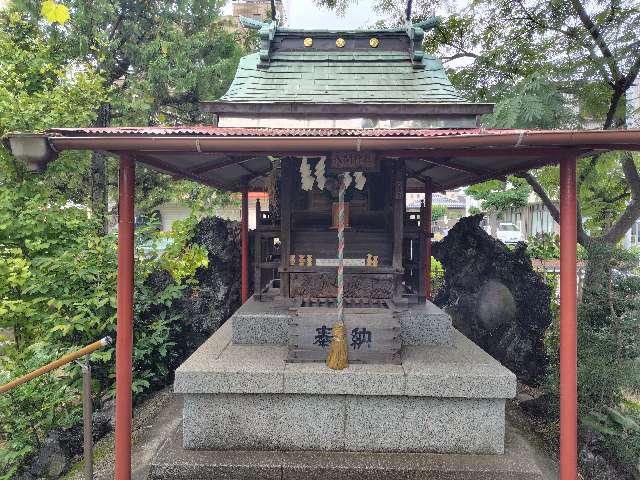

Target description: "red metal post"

left=115, top=155, right=135, bottom=480
left=560, top=154, right=578, bottom=480
left=424, top=179, right=433, bottom=300
left=241, top=189, right=249, bottom=303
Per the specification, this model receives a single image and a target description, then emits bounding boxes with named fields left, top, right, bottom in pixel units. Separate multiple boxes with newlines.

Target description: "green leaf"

left=40, top=0, right=70, bottom=25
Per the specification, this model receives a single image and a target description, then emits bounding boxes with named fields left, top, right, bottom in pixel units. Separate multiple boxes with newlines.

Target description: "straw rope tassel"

left=327, top=173, right=348, bottom=370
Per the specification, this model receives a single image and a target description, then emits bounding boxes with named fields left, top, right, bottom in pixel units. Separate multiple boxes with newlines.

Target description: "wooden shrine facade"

left=253, top=155, right=428, bottom=304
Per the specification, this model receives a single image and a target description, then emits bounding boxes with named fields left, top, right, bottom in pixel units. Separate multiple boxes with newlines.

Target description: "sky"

left=223, top=0, right=381, bottom=29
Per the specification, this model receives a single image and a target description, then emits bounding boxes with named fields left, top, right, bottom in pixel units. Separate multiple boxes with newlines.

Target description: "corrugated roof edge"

left=44, top=127, right=512, bottom=137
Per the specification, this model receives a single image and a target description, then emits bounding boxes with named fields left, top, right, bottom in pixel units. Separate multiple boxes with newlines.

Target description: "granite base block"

left=398, top=301, right=453, bottom=346
left=175, top=327, right=516, bottom=400
left=183, top=392, right=505, bottom=454
left=230, top=298, right=292, bottom=345
left=231, top=297, right=453, bottom=347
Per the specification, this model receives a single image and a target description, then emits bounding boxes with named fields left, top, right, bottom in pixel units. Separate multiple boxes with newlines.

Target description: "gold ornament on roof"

left=304, top=37, right=313, bottom=47
left=336, top=37, right=346, bottom=48
left=369, top=37, right=380, bottom=48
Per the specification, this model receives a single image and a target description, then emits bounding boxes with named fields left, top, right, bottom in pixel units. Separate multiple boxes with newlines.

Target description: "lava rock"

left=93, top=398, right=115, bottom=438
left=179, top=217, right=245, bottom=355
left=18, top=423, right=83, bottom=479
left=520, top=393, right=551, bottom=418
left=432, top=214, right=552, bottom=384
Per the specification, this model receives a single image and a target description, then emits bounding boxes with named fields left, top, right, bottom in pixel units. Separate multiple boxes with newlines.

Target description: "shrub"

left=0, top=184, right=206, bottom=477
left=526, top=232, right=587, bottom=260
left=542, top=245, right=640, bottom=474
left=430, top=256, right=445, bottom=296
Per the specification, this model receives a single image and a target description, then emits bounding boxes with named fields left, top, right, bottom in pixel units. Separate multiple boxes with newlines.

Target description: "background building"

left=230, top=0, right=285, bottom=25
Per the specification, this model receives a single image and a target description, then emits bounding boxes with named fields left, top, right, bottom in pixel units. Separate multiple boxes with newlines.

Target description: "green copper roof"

left=203, top=21, right=492, bottom=118
left=218, top=50, right=465, bottom=104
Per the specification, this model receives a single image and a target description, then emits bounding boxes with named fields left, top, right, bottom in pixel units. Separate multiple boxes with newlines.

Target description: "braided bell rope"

left=336, top=174, right=346, bottom=322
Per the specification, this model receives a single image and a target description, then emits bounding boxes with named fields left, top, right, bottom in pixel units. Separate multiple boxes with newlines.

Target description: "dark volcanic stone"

left=432, top=215, right=552, bottom=384
left=179, top=217, right=244, bottom=354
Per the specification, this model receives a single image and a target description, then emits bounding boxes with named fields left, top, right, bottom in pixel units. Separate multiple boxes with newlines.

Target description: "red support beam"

left=423, top=178, right=433, bottom=300
left=115, top=155, right=135, bottom=480
left=241, top=189, right=249, bottom=303
left=559, top=154, right=578, bottom=480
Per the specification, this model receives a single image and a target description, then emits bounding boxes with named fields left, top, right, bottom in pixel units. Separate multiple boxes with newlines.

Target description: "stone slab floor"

left=63, top=387, right=558, bottom=480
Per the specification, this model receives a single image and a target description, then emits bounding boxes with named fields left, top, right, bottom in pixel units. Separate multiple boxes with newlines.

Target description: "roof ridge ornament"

left=239, top=16, right=267, bottom=30
left=239, top=16, right=277, bottom=67
left=407, top=16, right=441, bottom=70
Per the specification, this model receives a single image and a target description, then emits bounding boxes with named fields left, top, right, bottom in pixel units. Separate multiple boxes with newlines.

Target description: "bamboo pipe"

left=0, top=337, right=111, bottom=394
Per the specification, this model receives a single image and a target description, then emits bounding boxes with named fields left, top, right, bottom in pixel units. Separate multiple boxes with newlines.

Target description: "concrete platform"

left=174, top=321, right=515, bottom=454
left=149, top=424, right=544, bottom=480
left=231, top=297, right=453, bottom=346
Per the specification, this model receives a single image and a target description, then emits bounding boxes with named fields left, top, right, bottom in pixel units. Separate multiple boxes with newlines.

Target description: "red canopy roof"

left=7, top=127, right=640, bottom=192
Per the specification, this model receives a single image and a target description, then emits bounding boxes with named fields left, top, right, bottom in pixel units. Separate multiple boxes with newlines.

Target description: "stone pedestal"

left=174, top=299, right=516, bottom=455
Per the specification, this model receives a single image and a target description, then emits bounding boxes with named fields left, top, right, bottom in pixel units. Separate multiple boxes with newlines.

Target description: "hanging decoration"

left=294, top=157, right=369, bottom=370
left=299, top=157, right=365, bottom=194
left=354, top=171, right=366, bottom=190
left=300, top=157, right=315, bottom=191
left=315, top=157, right=327, bottom=190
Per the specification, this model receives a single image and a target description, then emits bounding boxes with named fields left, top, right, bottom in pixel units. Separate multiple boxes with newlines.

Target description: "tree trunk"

left=91, top=103, right=111, bottom=234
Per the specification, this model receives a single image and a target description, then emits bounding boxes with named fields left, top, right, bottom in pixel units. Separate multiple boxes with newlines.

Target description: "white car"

left=496, top=222, right=523, bottom=244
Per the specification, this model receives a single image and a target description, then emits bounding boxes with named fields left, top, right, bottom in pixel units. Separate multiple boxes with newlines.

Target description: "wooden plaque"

left=328, top=152, right=379, bottom=173
left=287, top=307, right=401, bottom=364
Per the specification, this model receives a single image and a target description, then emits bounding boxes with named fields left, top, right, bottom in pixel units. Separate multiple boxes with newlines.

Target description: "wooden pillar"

left=241, top=189, right=249, bottom=303
left=115, top=155, right=135, bottom=480
left=280, top=159, right=292, bottom=299
left=423, top=178, right=432, bottom=300
left=392, top=159, right=406, bottom=300
left=559, top=154, right=578, bottom=480
left=255, top=198, right=261, bottom=227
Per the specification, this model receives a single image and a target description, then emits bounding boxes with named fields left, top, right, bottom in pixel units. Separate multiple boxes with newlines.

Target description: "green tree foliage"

left=14, top=0, right=242, bottom=124
left=484, top=74, right=576, bottom=129
left=10, top=0, right=244, bottom=224
left=466, top=177, right=531, bottom=212
left=0, top=4, right=236, bottom=474
left=431, top=204, right=447, bottom=221
left=526, top=232, right=587, bottom=260
left=0, top=13, right=105, bottom=188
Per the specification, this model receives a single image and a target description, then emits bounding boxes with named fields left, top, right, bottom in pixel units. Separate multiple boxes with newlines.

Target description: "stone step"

left=149, top=425, right=544, bottom=480
left=231, top=297, right=453, bottom=346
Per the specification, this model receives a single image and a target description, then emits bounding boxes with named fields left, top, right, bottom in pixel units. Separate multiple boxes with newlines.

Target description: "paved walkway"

left=64, top=388, right=558, bottom=480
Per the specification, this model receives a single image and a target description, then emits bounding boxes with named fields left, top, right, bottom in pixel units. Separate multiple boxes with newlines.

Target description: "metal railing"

left=0, top=337, right=111, bottom=480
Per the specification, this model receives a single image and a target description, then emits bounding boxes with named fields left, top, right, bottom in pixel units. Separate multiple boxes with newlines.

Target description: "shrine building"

left=7, top=16, right=640, bottom=480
